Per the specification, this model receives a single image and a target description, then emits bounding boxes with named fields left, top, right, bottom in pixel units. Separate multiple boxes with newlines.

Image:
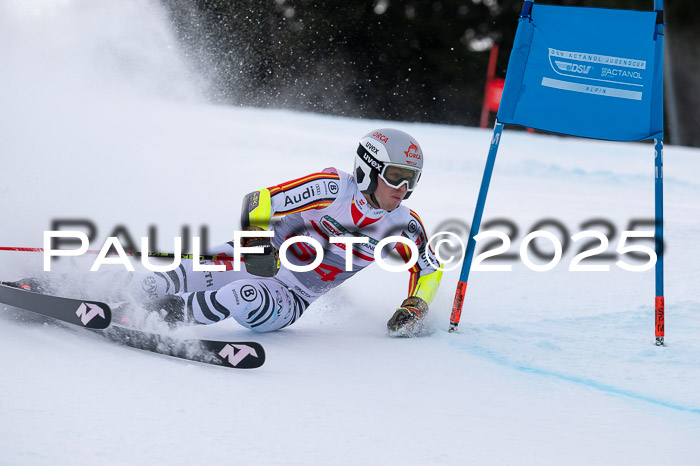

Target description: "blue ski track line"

left=448, top=338, right=700, bottom=416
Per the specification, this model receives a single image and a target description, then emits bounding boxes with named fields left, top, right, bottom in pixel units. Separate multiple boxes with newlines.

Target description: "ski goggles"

left=357, top=144, right=422, bottom=191
left=378, top=163, right=422, bottom=191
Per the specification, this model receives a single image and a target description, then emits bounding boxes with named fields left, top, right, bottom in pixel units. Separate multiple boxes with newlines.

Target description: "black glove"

left=241, top=227, right=280, bottom=277
left=387, top=296, right=429, bottom=337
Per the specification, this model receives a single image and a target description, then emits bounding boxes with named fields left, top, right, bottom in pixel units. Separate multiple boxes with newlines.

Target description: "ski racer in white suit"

left=130, top=128, right=443, bottom=336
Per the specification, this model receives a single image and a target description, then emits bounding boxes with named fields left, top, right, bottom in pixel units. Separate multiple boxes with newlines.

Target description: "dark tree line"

left=162, top=0, right=700, bottom=145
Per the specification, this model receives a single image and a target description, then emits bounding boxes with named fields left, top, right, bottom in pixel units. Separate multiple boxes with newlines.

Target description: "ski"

left=0, top=283, right=111, bottom=329
left=0, top=283, right=265, bottom=368
left=96, top=325, right=266, bottom=369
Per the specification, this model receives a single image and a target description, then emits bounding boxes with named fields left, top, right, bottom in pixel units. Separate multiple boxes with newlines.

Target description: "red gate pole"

left=480, top=44, right=500, bottom=128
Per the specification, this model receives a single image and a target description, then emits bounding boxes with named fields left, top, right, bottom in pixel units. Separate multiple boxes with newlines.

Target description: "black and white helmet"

left=354, top=128, right=424, bottom=199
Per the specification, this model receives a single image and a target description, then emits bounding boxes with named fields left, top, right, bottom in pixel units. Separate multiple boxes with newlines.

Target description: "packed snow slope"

left=1, top=1, right=700, bottom=465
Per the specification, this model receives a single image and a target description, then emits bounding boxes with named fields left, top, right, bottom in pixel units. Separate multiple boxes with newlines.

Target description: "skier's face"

left=371, top=176, right=408, bottom=211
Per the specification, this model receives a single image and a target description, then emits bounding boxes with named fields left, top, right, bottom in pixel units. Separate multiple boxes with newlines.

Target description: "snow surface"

left=1, top=1, right=700, bottom=465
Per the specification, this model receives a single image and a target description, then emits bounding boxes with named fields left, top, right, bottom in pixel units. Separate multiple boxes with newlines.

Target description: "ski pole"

left=0, top=246, right=237, bottom=262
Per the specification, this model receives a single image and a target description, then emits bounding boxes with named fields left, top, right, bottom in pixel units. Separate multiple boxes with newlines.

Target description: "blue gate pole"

left=654, top=0, right=665, bottom=346
left=654, top=138, right=664, bottom=346
left=449, top=121, right=504, bottom=333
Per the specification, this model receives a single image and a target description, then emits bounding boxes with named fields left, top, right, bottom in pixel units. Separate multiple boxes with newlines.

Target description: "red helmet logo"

left=404, top=142, right=421, bottom=159
left=373, top=132, right=389, bottom=143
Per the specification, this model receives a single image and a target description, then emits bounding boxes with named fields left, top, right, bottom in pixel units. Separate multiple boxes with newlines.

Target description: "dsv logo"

left=555, top=61, right=591, bottom=75
left=240, top=285, right=258, bottom=302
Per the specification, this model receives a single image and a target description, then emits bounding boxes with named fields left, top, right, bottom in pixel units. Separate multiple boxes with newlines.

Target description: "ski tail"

left=0, top=283, right=111, bottom=329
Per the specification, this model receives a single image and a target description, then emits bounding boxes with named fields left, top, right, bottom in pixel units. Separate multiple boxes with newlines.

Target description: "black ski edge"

left=95, top=325, right=266, bottom=369
left=0, top=283, right=111, bottom=329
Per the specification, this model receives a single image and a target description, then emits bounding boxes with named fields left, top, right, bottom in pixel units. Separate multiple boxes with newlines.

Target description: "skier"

left=6, top=128, right=443, bottom=336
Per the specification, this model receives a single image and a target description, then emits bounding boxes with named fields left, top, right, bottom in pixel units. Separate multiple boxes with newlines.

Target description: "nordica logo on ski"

left=218, top=343, right=260, bottom=367
left=75, top=302, right=107, bottom=326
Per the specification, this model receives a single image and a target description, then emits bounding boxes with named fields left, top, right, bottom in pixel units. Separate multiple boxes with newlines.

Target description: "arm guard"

left=411, top=266, right=443, bottom=305
left=241, top=188, right=272, bottom=230
left=393, top=212, right=443, bottom=306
